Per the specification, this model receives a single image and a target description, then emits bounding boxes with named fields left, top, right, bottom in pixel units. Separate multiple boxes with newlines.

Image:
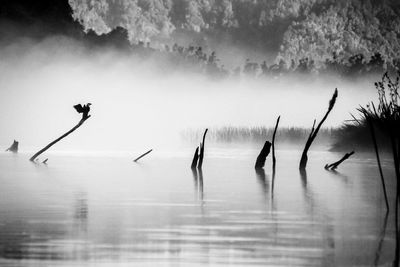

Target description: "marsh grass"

left=358, top=71, right=400, bottom=266
left=181, top=126, right=335, bottom=148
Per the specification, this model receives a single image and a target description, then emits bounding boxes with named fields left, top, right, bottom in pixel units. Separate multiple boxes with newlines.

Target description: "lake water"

left=0, top=148, right=396, bottom=266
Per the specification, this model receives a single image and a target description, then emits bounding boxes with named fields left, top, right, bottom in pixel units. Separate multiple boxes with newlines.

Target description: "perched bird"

left=74, top=103, right=91, bottom=118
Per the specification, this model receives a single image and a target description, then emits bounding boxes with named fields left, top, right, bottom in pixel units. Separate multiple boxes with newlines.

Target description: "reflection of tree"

left=299, top=169, right=335, bottom=265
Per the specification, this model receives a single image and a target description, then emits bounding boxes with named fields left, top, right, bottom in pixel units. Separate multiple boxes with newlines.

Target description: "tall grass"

left=181, top=126, right=336, bottom=148
left=358, top=71, right=400, bottom=265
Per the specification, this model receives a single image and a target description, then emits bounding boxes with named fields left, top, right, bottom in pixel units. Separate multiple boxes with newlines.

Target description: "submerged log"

left=30, top=103, right=91, bottom=162
left=325, top=151, right=354, bottom=170
left=133, top=149, right=153, bottom=162
left=255, top=141, right=271, bottom=169
left=299, top=89, right=338, bottom=170
left=6, top=140, right=19, bottom=153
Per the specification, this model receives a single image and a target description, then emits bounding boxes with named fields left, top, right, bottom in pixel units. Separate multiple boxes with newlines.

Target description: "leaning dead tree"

left=272, top=116, right=280, bottom=172
left=324, top=151, right=354, bottom=170
left=29, top=103, right=92, bottom=162
left=133, top=149, right=153, bottom=162
left=191, top=129, right=208, bottom=169
left=255, top=141, right=271, bottom=169
left=6, top=140, right=19, bottom=153
left=299, top=89, right=338, bottom=170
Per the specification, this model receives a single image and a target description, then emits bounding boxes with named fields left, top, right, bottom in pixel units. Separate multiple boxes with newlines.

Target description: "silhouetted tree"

left=29, top=103, right=92, bottom=162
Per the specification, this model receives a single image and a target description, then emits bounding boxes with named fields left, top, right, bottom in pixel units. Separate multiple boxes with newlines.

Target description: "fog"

left=0, top=37, right=378, bottom=152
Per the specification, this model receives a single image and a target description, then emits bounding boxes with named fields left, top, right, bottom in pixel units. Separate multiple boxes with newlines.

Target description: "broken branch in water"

left=133, top=149, right=153, bottom=162
left=324, top=151, right=355, bottom=170
left=29, top=103, right=92, bottom=162
left=299, top=89, right=338, bottom=170
left=272, top=116, right=280, bottom=172
left=198, top=129, right=208, bottom=169
left=190, top=129, right=208, bottom=169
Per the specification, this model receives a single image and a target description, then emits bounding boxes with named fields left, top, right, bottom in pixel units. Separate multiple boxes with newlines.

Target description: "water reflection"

left=73, top=192, right=88, bottom=233
left=255, top=168, right=269, bottom=198
left=326, top=169, right=350, bottom=183
left=374, top=212, right=389, bottom=266
left=192, top=168, right=204, bottom=202
left=0, top=151, right=396, bottom=266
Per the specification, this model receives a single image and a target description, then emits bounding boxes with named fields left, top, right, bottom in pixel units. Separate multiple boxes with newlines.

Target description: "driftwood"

left=133, top=149, right=153, bottom=162
left=255, top=141, right=271, bottom=169
left=191, top=129, right=208, bottom=169
left=30, top=103, right=91, bottom=162
left=325, top=151, right=354, bottom=170
left=6, top=140, right=19, bottom=153
left=42, top=158, right=48, bottom=164
left=299, top=89, right=338, bottom=170
left=272, top=116, right=280, bottom=172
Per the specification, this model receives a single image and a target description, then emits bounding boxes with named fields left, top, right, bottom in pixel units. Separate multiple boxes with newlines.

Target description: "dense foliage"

left=69, top=0, right=400, bottom=71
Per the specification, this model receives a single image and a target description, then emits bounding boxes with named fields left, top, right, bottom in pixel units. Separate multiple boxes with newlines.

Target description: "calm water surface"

left=0, top=148, right=396, bottom=266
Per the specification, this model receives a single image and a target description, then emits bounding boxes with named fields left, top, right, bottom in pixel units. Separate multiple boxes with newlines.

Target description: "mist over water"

left=0, top=38, right=378, bottom=152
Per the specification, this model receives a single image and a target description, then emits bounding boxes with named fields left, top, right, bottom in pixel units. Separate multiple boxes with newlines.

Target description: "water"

left=0, top=148, right=396, bottom=266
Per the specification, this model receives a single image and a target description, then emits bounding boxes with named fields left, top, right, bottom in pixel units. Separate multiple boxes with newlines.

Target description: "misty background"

left=0, top=0, right=398, bottom=151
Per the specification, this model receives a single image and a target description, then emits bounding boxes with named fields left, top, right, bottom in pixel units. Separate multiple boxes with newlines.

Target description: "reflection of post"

left=198, top=168, right=204, bottom=201
left=271, top=170, right=276, bottom=200
left=255, top=168, right=268, bottom=198
left=191, top=168, right=204, bottom=202
left=300, top=169, right=307, bottom=188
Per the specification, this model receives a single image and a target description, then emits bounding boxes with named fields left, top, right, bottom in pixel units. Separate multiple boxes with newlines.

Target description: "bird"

left=73, top=103, right=91, bottom=118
